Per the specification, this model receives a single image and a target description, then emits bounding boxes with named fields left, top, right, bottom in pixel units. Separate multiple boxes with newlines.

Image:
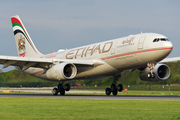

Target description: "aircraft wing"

left=0, top=55, right=104, bottom=71
left=159, top=57, right=180, bottom=63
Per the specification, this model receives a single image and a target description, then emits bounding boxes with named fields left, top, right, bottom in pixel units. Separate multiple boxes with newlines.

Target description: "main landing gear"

left=52, top=83, right=70, bottom=95
left=105, top=83, right=123, bottom=96
left=105, top=74, right=123, bottom=96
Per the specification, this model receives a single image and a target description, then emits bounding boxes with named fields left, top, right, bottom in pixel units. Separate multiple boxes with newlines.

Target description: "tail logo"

left=18, top=36, right=25, bottom=57
left=11, top=16, right=37, bottom=54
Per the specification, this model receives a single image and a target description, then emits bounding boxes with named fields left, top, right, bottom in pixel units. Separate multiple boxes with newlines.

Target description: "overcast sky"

left=0, top=0, right=180, bottom=71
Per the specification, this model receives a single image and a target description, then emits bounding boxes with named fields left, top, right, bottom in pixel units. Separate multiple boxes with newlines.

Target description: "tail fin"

left=11, top=15, right=43, bottom=57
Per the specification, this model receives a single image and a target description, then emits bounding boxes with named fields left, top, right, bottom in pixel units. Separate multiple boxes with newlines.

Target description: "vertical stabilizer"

left=11, top=15, right=43, bottom=57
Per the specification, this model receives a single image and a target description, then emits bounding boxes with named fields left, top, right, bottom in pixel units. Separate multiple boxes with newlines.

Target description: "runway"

left=0, top=94, right=180, bottom=100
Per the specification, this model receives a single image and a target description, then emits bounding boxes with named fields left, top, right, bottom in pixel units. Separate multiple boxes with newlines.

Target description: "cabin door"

left=138, top=36, right=146, bottom=49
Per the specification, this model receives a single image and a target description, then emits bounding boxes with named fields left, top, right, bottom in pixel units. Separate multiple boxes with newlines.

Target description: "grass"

left=117, top=90, right=180, bottom=96
left=0, top=90, right=180, bottom=96
left=0, top=98, right=180, bottom=120
left=66, top=90, right=180, bottom=96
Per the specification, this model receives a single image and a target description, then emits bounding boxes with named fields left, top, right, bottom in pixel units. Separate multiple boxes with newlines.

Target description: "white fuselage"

left=26, top=33, right=173, bottom=81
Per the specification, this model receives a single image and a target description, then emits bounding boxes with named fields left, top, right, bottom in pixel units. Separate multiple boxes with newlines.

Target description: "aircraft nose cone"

left=164, top=41, right=173, bottom=52
left=164, top=41, right=173, bottom=50
left=164, top=41, right=173, bottom=56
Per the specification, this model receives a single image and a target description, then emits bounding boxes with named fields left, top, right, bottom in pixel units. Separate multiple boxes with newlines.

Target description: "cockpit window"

left=160, top=38, right=166, bottom=41
left=153, top=38, right=169, bottom=42
left=153, top=39, right=157, bottom=42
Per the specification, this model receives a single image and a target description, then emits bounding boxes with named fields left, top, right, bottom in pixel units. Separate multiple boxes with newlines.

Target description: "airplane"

left=0, top=15, right=175, bottom=96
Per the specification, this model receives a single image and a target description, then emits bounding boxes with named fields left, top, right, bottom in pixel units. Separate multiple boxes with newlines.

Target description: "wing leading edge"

left=159, top=57, right=180, bottom=63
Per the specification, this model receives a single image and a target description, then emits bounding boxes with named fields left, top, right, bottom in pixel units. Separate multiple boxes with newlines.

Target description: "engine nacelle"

left=139, top=63, right=170, bottom=82
left=46, top=63, right=77, bottom=80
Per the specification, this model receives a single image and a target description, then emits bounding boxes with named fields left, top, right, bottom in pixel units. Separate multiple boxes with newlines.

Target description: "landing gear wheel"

left=111, top=84, right=116, bottom=91
left=52, top=88, right=58, bottom=95
left=112, top=89, right=118, bottom=95
left=64, top=84, right=70, bottom=91
left=58, top=83, right=66, bottom=95
left=111, top=84, right=118, bottom=96
left=105, top=88, right=111, bottom=95
left=117, top=84, right=123, bottom=92
left=147, top=72, right=152, bottom=78
left=58, top=83, right=63, bottom=91
left=60, top=88, right=65, bottom=95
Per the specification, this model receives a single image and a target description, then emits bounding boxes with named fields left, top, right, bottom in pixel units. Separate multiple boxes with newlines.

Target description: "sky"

left=0, top=0, right=180, bottom=71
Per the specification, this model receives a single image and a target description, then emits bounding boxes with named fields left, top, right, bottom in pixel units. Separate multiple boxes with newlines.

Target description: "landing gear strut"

left=105, top=74, right=123, bottom=96
left=52, top=82, right=70, bottom=95
left=147, top=63, right=155, bottom=79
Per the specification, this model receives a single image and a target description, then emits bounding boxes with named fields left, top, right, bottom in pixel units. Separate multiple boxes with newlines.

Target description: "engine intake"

left=46, top=63, right=77, bottom=80
left=139, top=63, right=170, bottom=81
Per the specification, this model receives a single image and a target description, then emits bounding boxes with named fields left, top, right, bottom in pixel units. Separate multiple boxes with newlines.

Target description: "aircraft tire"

left=117, top=84, right=123, bottom=92
left=58, top=83, right=63, bottom=91
left=60, top=88, right=65, bottom=95
left=147, top=72, right=152, bottom=78
left=64, top=84, right=70, bottom=91
left=105, top=88, right=111, bottom=95
left=52, top=88, right=58, bottom=95
left=111, top=83, right=116, bottom=91
left=112, top=89, right=118, bottom=96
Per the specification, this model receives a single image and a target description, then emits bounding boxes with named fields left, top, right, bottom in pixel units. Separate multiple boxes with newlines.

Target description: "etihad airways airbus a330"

left=0, top=15, right=177, bottom=95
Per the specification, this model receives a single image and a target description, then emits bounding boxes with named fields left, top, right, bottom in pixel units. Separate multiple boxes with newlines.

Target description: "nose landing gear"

left=147, top=63, right=156, bottom=79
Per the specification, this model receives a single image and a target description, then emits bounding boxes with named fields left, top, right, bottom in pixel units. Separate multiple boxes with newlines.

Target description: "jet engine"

left=139, top=63, right=170, bottom=81
left=46, top=63, right=77, bottom=80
